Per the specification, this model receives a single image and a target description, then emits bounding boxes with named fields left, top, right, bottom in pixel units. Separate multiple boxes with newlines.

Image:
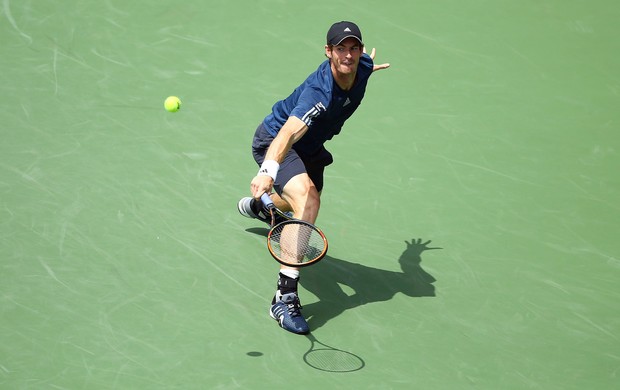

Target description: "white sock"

left=279, top=269, right=299, bottom=280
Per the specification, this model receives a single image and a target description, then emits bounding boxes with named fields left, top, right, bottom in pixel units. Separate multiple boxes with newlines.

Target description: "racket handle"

left=260, top=193, right=275, bottom=209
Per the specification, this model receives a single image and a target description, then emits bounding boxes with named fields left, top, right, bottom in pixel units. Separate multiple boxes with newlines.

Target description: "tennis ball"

left=164, top=96, right=181, bottom=112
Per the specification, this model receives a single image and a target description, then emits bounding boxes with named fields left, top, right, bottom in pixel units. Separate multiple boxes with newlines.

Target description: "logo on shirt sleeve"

left=301, top=102, right=327, bottom=125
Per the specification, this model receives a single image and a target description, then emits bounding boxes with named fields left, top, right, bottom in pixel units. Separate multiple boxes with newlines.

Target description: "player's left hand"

left=365, top=47, right=390, bottom=72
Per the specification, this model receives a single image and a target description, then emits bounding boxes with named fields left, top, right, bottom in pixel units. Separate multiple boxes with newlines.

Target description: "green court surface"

left=1, top=1, right=619, bottom=388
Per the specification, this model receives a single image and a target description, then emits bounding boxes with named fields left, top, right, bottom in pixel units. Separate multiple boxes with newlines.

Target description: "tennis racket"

left=260, top=193, right=328, bottom=268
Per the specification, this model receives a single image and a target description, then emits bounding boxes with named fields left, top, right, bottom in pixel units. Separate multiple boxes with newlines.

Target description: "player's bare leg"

left=268, top=173, right=319, bottom=334
left=279, top=173, right=320, bottom=224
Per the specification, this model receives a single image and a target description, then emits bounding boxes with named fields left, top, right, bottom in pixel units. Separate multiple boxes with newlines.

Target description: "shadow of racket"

left=303, top=333, right=365, bottom=373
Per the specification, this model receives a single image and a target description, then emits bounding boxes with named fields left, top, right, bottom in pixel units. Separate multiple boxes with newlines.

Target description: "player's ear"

left=324, top=45, right=332, bottom=59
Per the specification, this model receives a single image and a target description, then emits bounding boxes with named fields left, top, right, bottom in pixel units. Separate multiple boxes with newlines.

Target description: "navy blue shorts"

left=251, top=123, right=333, bottom=195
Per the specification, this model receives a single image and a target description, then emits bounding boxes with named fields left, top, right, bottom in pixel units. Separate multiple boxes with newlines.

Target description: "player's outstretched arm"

left=365, top=47, right=390, bottom=72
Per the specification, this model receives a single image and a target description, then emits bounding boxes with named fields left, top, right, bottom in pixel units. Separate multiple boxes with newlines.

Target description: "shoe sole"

left=237, top=197, right=256, bottom=218
left=238, top=197, right=274, bottom=226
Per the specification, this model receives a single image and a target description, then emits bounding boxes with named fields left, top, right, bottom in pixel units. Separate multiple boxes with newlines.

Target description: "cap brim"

left=331, top=35, right=363, bottom=46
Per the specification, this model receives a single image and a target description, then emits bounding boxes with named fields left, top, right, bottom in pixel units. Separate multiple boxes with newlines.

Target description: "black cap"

left=326, top=21, right=363, bottom=46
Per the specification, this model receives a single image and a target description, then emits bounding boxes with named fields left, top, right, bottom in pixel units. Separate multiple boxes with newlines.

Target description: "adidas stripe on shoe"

left=237, top=196, right=271, bottom=225
left=269, top=292, right=309, bottom=335
left=237, top=196, right=292, bottom=227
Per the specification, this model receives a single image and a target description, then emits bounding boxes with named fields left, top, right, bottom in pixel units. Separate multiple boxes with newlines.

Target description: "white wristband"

left=257, top=159, right=279, bottom=181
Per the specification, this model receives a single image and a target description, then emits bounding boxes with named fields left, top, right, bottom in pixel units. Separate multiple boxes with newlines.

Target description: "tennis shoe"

left=237, top=196, right=291, bottom=227
left=237, top=196, right=271, bottom=225
left=269, top=292, right=309, bottom=335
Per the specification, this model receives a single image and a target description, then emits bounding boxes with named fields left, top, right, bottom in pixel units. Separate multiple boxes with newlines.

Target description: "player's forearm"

left=265, top=116, right=308, bottom=163
left=264, top=133, right=294, bottom=164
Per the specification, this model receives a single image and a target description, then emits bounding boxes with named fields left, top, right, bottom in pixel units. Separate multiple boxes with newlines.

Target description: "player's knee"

left=283, top=180, right=321, bottom=222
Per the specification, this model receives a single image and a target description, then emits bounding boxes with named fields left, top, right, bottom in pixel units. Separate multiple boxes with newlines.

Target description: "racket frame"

left=260, top=193, right=328, bottom=267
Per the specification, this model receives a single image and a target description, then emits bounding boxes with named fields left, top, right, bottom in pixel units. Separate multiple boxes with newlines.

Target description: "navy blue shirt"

left=262, top=53, right=374, bottom=157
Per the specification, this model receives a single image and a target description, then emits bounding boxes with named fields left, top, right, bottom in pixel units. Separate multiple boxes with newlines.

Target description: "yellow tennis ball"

left=164, top=96, right=181, bottom=112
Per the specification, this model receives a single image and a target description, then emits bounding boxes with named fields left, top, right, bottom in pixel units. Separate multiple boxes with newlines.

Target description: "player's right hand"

left=250, top=175, right=273, bottom=199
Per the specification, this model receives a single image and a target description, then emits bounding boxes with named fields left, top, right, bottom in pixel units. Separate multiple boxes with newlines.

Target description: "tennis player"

left=238, top=21, right=390, bottom=334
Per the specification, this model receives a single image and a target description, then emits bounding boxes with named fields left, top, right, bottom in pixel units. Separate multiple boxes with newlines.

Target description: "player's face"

left=326, top=38, right=362, bottom=75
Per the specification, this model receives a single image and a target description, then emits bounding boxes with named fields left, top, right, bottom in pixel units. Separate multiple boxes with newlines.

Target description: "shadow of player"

left=300, top=238, right=441, bottom=330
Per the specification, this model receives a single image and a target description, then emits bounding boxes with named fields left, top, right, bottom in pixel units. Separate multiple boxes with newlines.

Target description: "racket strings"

left=270, top=222, right=326, bottom=263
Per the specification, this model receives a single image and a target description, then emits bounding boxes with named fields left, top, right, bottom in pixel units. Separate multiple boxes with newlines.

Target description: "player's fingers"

left=252, top=189, right=266, bottom=200
left=251, top=177, right=273, bottom=199
left=252, top=183, right=266, bottom=199
left=369, top=47, right=376, bottom=59
left=373, top=63, right=390, bottom=72
left=250, top=180, right=263, bottom=199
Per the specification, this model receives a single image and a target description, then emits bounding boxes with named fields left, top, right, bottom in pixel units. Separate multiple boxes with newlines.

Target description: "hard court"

left=1, top=1, right=618, bottom=389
